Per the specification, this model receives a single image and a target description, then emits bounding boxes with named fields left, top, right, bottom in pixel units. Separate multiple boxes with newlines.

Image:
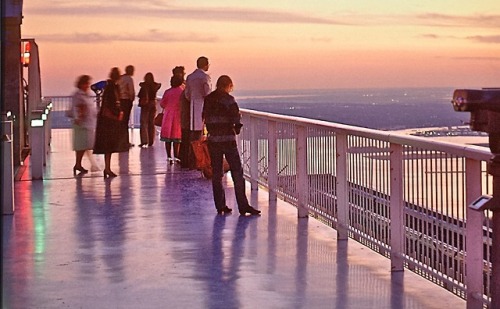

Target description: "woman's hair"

left=75, top=75, right=91, bottom=89
left=216, top=75, right=233, bottom=90
left=109, top=67, right=121, bottom=81
left=172, top=66, right=185, bottom=77
left=144, top=72, right=155, bottom=84
left=170, top=75, right=183, bottom=88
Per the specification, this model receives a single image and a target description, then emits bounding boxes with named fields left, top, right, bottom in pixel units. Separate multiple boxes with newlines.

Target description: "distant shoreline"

left=393, top=125, right=489, bottom=147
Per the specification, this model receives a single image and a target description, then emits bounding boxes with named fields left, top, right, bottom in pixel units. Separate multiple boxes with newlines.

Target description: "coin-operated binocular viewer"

left=453, top=88, right=500, bottom=308
left=91, top=80, right=107, bottom=108
left=452, top=88, right=500, bottom=210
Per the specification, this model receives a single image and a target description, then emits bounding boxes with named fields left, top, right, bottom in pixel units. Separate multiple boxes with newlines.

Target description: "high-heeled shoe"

left=103, top=170, right=117, bottom=179
left=217, top=206, right=233, bottom=215
left=239, top=206, right=261, bottom=216
left=73, top=166, right=88, bottom=175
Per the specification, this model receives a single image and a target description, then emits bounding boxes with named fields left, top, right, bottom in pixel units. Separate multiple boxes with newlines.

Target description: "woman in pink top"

left=160, top=75, right=184, bottom=163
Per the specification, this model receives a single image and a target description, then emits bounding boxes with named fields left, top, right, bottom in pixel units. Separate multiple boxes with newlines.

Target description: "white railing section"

left=239, top=108, right=493, bottom=308
left=45, top=95, right=144, bottom=129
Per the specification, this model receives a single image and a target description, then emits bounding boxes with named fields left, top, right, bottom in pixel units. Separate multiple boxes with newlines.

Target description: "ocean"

left=50, top=87, right=470, bottom=131
left=234, top=87, right=469, bottom=131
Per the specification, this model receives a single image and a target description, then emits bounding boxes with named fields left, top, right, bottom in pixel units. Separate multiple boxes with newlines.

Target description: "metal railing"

left=239, top=109, right=492, bottom=308
left=44, top=96, right=492, bottom=307
left=47, top=95, right=145, bottom=129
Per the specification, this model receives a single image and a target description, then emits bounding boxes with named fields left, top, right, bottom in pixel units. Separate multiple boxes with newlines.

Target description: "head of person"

left=144, top=72, right=155, bottom=84
left=216, top=75, right=233, bottom=93
left=172, top=66, right=185, bottom=79
left=109, top=67, right=121, bottom=82
left=125, top=65, right=134, bottom=76
left=75, top=75, right=91, bottom=91
left=170, top=75, right=184, bottom=88
left=196, top=56, right=209, bottom=71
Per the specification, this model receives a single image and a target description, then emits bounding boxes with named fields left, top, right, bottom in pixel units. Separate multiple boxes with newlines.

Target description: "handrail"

left=240, top=107, right=491, bottom=308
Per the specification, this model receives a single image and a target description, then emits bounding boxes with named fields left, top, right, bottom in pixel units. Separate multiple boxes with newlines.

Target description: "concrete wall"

left=2, top=0, right=25, bottom=166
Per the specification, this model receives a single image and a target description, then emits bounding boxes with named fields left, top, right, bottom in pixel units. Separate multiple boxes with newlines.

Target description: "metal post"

left=488, top=160, right=500, bottom=309
left=250, top=116, right=259, bottom=191
left=30, top=119, right=45, bottom=180
left=336, top=132, right=349, bottom=240
left=389, top=143, right=404, bottom=272
left=2, top=120, right=15, bottom=214
left=268, top=120, right=277, bottom=201
left=465, top=158, right=484, bottom=309
left=296, top=125, right=308, bottom=218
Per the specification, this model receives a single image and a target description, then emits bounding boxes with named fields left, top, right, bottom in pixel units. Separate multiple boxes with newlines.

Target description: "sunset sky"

left=21, top=0, right=500, bottom=96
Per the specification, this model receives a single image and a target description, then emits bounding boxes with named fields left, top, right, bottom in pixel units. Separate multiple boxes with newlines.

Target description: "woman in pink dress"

left=160, top=75, right=184, bottom=163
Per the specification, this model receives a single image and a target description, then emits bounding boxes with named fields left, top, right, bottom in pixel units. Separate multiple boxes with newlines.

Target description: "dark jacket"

left=138, top=81, right=161, bottom=107
left=202, top=89, right=242, bottom=143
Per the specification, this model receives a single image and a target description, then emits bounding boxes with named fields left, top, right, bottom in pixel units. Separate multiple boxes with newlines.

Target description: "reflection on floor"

left=2, top=129, right=465, bottom=308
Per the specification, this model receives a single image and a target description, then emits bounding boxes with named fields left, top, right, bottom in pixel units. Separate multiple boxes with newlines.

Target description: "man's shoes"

left=217, top=206, right=233, bottom=215
left=239, top=206, right=261, bottom=216
left=138, top=144, right=147, bottom=148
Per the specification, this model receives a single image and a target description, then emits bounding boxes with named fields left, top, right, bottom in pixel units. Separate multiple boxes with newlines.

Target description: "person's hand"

left=234, top=123, right=243, bottom=135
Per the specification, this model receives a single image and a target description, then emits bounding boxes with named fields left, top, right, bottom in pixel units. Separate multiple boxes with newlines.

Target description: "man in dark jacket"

left=202, top=75, right=261, bottom=216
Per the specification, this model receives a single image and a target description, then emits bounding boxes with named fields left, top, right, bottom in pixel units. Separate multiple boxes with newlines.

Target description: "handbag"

left=100, top=84, right=124, bottom=121
left=101, top=105, right=124, bottom=122
left=154, top=111, right=164, bottom=126
left=191, top=136, right=230, bottom=179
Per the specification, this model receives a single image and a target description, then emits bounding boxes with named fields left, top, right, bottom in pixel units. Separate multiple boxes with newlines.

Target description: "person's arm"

left=129, top=79, right=135, bottom=99
left=185, top=78, right=191, bottom=101
left=230, top=99, right=243, bottom=134
left=75, top=103, right=88, bottom=125
left=159, top=90, right=168, bottom=109
left=203, top=75, right=211, bottom=97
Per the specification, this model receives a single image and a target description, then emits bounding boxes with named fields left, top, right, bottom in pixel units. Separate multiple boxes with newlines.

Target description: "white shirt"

left=118, top=74, right=135, bottom=100
left=185, top=69, right=211, bottom=131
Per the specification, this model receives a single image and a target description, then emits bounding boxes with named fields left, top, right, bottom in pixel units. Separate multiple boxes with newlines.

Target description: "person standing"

left=185, top=56, right=211, bottom=165
left=172, top=66, right=191, bottom=168
left=71, top=75, right=97, bottom=175
left=137, top=72, right=161, bottom=147
left=94, top=67, right=130, bottom=178
left=203, top=75, right=261, bottom=216
left=118, top=65, right=135, bottom=147
left=160, top=75, right=184, bottom=162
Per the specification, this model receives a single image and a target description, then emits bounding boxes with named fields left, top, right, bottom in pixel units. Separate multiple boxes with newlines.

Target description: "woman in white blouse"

left=71, top=75, right=97, bottom=175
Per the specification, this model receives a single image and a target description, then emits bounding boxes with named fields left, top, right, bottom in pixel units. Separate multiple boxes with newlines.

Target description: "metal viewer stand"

left=452, top=88, right=500, bottom=308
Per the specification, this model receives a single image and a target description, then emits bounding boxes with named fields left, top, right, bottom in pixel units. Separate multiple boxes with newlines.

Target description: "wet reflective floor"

left=2, top=129, right=465, bottom=308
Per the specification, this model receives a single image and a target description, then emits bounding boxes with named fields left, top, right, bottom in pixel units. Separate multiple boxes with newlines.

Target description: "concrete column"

left=2, top=16, right=24, bottom=167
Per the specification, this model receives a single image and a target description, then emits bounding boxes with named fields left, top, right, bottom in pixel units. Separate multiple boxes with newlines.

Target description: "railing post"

left=336, top=132, right=349, bottom=240
left=465, top=158, right=485, bottom=309
left=250, top=116, right=259, bottom=191
left=296, top=125, right=308, bottom=218
left=268, top=120, right=277, bottom=201
left=45, top=104, right=52, bottom=159
left=2, top=119, right=15, bottom=214
left=390, top=143, right=404, bottom=271
left=30, top=118, right=45, bottom=180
